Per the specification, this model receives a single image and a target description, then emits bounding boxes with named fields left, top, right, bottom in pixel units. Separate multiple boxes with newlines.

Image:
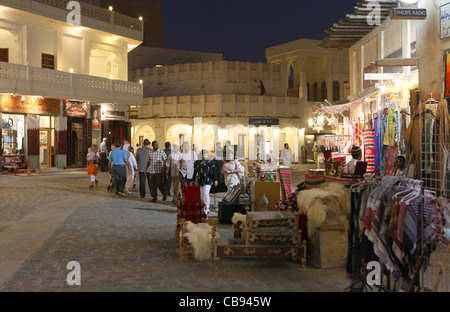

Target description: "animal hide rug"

left=184, top=221, right=220, bottom=261
left=297, top=182, right=351, bottom=237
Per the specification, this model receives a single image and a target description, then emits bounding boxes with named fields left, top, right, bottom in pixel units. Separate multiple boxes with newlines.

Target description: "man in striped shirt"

left=145, top=141, right=167, bottom=203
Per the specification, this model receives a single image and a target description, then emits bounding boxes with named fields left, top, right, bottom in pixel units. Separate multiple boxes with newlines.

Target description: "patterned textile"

left=385, top=144, right=398, bottom=176
left=363, top=129, right=375, bottom=173
left=177, top=185, right=206, bottom=224
left=304, top=174, right=325, bottom=189
left=324, top=175, right=362, bottom=186
left=146, top=149, right=167, bottom=174
left=374, top=115, right=380, bottom=173
left=278, top=167, right=292, bottom=200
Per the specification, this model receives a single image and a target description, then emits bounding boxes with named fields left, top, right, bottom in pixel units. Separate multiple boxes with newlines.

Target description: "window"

left=0, top=48, right=8, bottom=62
left=333, top=81, right=340, bottom=102
left=288, top=65, right=294, bottom=89
left=313, top=83, right=318, bottom=101
left=306, top=83, right=311, bottom=101
left=42, top=53, right=55, bottom=70
left=321, top=82, right=327, bottom=101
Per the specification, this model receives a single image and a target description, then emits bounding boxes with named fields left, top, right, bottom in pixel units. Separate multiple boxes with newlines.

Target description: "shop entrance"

left=39, top=129, right=51, bottom=168
left=305, top=135, right=315, bottom=161
left=70, top=120, right=85, bottom=167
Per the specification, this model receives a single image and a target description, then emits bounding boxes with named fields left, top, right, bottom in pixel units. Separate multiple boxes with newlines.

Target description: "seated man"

left=342, top=146, right=362, bottom=175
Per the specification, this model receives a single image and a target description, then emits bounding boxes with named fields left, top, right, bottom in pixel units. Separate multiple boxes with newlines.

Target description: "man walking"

left=108, top=140, right=129, bottom=197
left=99, top=138, right=108, bottom=172
left=145, top=141, right=167, bottom=203
left=166, top=142, right=181, bottom=204
left=136, top=139, right=151, bottom=198
left=163, top=142, right=172, bottom=196
left=280, top=143, right=294, bottom=168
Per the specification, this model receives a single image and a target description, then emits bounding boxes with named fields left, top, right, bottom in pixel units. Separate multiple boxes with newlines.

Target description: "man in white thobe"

left=280, top=143, right=294, bottom=167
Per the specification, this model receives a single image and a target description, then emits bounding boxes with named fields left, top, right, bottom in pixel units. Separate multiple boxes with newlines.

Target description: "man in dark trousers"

left=136, top=139, right=152, bottom=198
left=163, top=142, right=172, bottom=196
left=108, top=140, right=129, bottom=197
left=145, top=141, right=167, bottom=203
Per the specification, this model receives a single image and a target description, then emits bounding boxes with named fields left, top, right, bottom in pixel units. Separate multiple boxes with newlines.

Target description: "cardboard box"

left=308, top=228, right=348, bottom=269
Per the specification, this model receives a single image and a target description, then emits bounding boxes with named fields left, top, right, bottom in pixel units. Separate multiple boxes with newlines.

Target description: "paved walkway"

left=0, top=163, right=354, bottom=292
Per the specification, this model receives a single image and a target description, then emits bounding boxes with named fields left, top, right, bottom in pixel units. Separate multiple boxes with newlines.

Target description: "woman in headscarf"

left=123, top=143, right=137, bottom=195
left=221, top=151, right=244, bottom=189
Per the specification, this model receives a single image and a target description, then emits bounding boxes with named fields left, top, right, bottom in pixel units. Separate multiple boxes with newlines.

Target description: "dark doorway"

left=67, top=117, right=91, bottom=167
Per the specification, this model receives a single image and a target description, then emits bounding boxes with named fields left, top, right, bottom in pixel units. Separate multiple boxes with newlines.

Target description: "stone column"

left=26, top=114, right=40, bottom=173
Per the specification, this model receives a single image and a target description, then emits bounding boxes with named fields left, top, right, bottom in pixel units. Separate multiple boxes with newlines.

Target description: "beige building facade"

left=129, top=40, right=349, bottom=162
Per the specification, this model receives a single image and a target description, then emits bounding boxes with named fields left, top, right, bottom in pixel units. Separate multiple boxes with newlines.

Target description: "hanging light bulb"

left=308, top=118, right=314, bottom=128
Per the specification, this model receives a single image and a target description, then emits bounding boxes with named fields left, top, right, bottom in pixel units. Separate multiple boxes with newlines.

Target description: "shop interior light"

left=308, top=118, right=314, bottom=128
left=113, top=36, right=117, bottom=41
left=139, top=80, right=143, bottom=84
left=110, top=75, right=114, bottom=79
left=69, top=68, right=74, bottom=73
left=317, top=115, right=325, bottom=125
left=139, top=16, right=143, bottom=21
left=109, top=6, right=113, bottom=11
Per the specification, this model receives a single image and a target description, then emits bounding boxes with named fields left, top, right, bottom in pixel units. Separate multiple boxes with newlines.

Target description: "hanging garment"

left=363, top=129, right=375, bottom=173
left=383, top=107, right=397, bottom=147
left=385, top=144, right=398, bottom=176
left=379, top=110, right=387, bottom=176
left=374, top=115, right=380, bottom=173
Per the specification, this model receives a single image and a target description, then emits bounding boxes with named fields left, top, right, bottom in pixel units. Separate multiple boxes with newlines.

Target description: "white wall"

left=0, top=6, right=132, bottom=80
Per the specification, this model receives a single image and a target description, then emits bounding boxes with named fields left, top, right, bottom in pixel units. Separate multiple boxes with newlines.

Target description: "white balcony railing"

left=32, top=0, right=143, bottom=32
left=0, top=0, right=143, bottom=41
left=0, top=61, right=143, bottom=105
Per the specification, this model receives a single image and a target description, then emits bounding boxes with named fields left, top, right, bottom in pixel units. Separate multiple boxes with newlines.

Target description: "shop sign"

left=64, top=100, right=88, bottom=118
left=441, top=3, right=450, bottom=40
left=0, top=95, right=60, bottom=115
left=101, top=104, right=128, bottom=121
left=391, top=8, right=427, bottom=20
left=249, top=118, right=279, bottom=126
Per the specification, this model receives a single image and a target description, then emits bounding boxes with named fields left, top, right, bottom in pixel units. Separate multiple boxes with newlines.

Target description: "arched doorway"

left=134, top=125, right=156, bottom=148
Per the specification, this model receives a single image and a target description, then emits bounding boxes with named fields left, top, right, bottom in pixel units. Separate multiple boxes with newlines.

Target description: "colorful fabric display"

left=363, top=129, right=375, bottom=173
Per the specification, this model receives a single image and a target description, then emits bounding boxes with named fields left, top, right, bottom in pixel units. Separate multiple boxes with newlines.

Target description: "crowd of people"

left=86, top=138, right=295, bottom=214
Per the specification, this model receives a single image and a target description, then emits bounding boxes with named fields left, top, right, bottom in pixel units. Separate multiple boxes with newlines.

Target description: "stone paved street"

left=0, top=163, right=354, bottom=292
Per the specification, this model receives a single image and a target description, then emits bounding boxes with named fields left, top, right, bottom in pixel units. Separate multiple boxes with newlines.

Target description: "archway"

left=134, top=124, right=156, bottom=148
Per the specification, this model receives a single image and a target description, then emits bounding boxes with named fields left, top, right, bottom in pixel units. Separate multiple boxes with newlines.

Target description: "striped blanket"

left=363, top=129, right=375, bottom=173
left=278, top=167, right=292, bottom=200
left=304, top=174, right=325, bottom=189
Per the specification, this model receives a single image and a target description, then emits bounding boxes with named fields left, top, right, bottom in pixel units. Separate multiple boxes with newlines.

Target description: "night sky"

left=162, top=0, right=358, bottom=63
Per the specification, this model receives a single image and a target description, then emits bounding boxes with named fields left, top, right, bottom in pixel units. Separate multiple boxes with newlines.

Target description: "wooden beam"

left=373, top=58, right=419, bottom=67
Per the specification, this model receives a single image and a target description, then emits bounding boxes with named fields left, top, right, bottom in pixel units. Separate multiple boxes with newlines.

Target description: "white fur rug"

left=297, top=182, right=351, bottom=238
left=183, top=222, right=220, bottom=261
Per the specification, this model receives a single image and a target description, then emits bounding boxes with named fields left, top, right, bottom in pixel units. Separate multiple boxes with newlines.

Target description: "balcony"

left=0, top=61, right=143, bottom=105
left=0, top=0, right=143, bottom=42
